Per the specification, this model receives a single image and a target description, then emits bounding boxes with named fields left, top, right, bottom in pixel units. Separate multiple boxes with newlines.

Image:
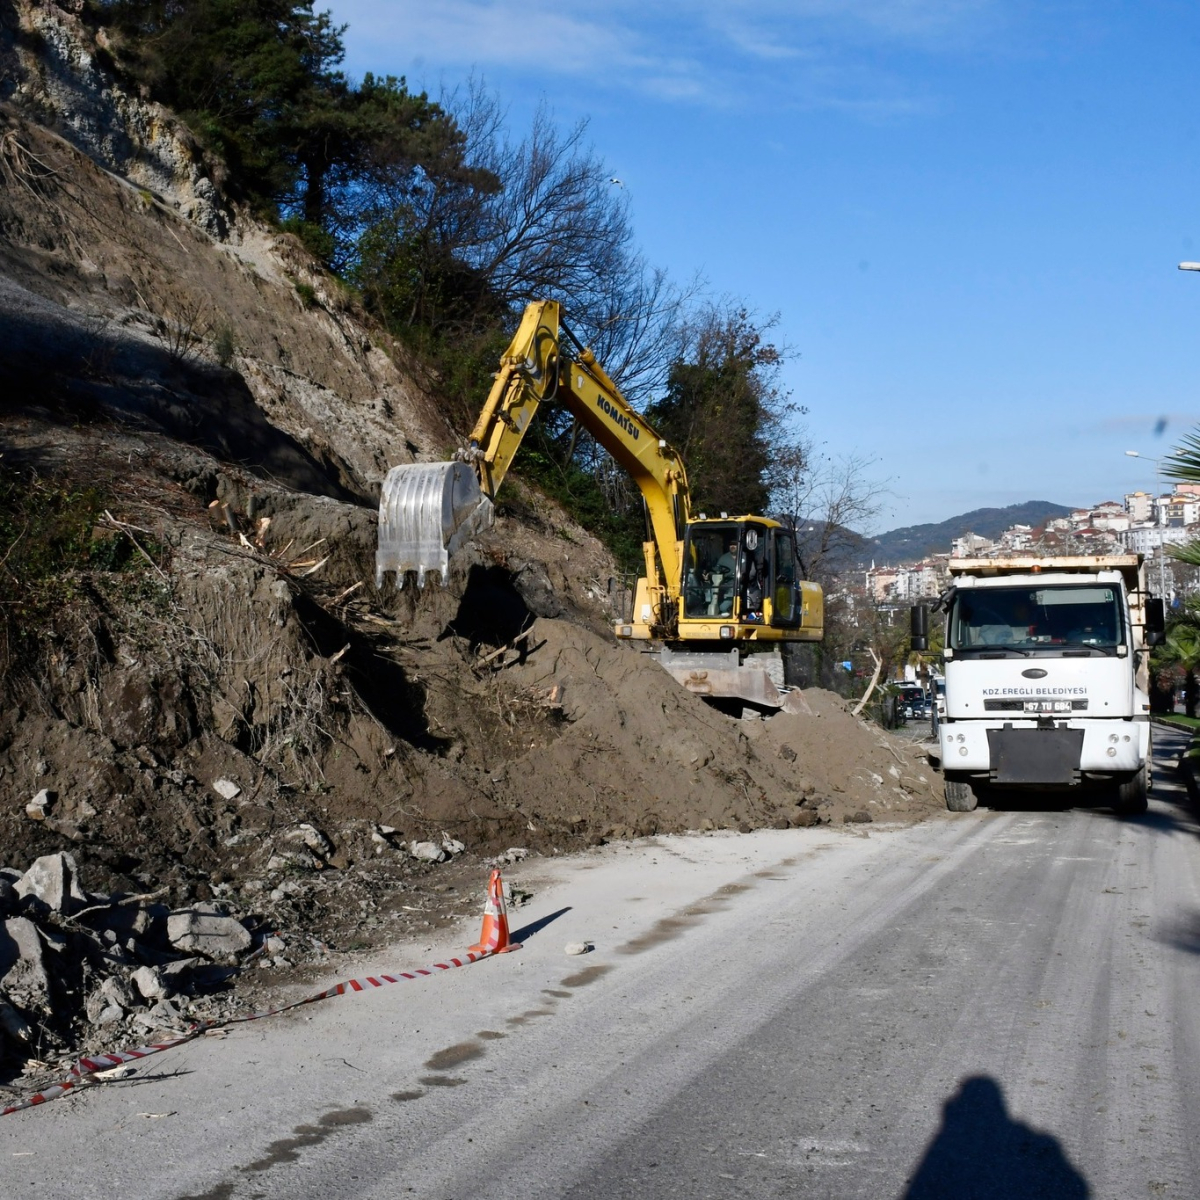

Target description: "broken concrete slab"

left=85, top=975, right=136, bottom=1022
left=212, top=778, right=241, bottom=801
left=166, top=903, right=251, bottom=960
left=131, top=965, right=171, bottom=1001
left=14, top=852, right=88, bottom=915
left=409, top=841, right=448, bottom=863
left=0, top=917, right=51, bottom=1008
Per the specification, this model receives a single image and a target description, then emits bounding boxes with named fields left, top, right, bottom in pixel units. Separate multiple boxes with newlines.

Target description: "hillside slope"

left=0, top=1, right=941, bottom=1083
left=858, top=500, right=1074, bottom=565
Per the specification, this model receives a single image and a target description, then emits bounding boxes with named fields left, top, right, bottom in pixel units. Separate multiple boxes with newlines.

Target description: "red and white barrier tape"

left=1, top=947, right=495, bottom=1117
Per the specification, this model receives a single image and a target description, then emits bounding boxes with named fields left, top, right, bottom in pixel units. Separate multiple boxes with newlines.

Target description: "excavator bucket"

left=375, top=462, right=494, bottom=588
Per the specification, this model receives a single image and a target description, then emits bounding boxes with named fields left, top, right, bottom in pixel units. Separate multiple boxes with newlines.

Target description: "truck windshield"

left=949, top=584, right=1124, bottom=654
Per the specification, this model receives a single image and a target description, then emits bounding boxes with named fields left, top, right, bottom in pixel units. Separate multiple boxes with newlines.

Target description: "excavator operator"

left=714, top=538, right=739, bottom=615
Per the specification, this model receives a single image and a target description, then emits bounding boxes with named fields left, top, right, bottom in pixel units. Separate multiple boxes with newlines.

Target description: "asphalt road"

left=4, top=725, right=1199, bottom=1199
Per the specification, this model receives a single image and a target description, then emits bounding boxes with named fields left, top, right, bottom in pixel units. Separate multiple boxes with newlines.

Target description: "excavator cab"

left=679, top=520, right=815, bottom=634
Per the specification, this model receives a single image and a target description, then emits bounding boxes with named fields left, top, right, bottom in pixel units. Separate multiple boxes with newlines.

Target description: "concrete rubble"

left=0, top=852, right=265, bottom=1075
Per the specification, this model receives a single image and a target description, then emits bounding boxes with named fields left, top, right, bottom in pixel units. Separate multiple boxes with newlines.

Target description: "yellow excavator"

left=375, top=300, right=823, bottom=707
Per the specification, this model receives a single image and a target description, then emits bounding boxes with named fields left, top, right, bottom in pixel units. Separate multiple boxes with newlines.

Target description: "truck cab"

left=915, top=556, right=1164, bottom=814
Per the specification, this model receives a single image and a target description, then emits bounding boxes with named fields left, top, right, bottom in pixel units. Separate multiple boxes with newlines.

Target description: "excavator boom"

left=376, top=301, right=688, bottom=612
left=375, top=300, right=823, bottom=707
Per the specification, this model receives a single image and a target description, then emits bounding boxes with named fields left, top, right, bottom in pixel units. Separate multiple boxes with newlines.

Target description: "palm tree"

left=1156, top=599, right=1200, bottom=716
left=1161, top=430, right=1200, bottom=568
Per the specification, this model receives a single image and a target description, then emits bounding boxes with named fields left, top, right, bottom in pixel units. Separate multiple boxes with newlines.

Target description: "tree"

left=97, top=1, right=471, bottom=268
left=645, top=304, right=795, bottom=518
left=771, top=440, right=889, bottom=584
left=1155, top=598, right=1200, bottom=716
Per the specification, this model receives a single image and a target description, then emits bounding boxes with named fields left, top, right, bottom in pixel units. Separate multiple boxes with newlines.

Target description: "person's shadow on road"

left=902, top=1075, right=1090, bottom=1198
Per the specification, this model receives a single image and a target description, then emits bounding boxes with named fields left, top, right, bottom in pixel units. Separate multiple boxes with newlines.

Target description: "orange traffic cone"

left=470, top=868, right=519, bottom=954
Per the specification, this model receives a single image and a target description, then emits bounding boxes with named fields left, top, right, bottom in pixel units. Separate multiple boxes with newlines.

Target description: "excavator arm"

left=377, top=300, right=691, bottom=627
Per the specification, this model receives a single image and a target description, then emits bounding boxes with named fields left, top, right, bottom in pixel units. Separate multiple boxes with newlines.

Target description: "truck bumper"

left=940, top=718, right=1147, bottom=783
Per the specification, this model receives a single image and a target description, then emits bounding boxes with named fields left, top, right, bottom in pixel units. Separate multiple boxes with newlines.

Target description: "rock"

left=88, top=903, right=153, bottom=942
left=212, top=778, right=241, bottom=801
left=86, top=975, right=136, bottom=1021
left=149, top=997, right=181, bottom=1021
left=14, top=852, right=88, bottom=914
left=0, top=917, right=51, bottom=1008
left=160, top=957, right=202, bottom=988
left=264, top=936, right=286, bottom=954
left=790, top=809, right=819, bottom=828
left=564, top=941, right=592, bottom=956
left=286, top=823, right=333, bottom=858
left=409, top=841, right=447, bottom=863
left=499, top=847, right=529, bottom=863
left=43, top=816, right=86, bottom=842
left=103, top=974, right=136, bottom=1010
left=25, top=788, right=55, bottom=821
left=0, top=994, right=32, bottom=1042
left=441, top=835, right=465, bottom=857
left=131, top=965, right=171, bottom=1001
left=166, top=904, right=252, bottom=961
left=269, top=849, right=319, bottom=871
left=846, top=810, right=874, bottom=824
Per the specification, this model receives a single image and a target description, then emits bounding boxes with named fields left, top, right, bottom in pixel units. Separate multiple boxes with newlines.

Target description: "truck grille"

left=983, top=699, right=1088, bottom=712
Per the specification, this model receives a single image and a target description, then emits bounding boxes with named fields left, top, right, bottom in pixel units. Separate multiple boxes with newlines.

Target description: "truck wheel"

left=1113, top=765, right=1148, bottom=816
left=945, top=777, right=979, bottom=813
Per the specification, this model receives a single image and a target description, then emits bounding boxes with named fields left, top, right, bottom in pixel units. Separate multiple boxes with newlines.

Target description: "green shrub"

left=0, top=464, right=167, bottom=670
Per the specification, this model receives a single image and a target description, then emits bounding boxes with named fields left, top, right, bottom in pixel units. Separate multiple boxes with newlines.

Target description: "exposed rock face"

left=0, top=916, right=51, bottom=1010
left=0, top=3, right=452, bottom=499
left=2, top=0, right=229, bottom=236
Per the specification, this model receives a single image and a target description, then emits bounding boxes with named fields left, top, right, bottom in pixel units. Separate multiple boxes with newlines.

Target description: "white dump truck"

left=911, top=556, right=1165, bottom=814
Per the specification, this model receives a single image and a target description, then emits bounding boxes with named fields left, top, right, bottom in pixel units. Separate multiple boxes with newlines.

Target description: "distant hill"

left=856, top=501, right=1075, bottom=566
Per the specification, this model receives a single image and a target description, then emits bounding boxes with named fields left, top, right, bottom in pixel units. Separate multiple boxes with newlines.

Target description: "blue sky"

left=323, top=0, right=1200, bottom=530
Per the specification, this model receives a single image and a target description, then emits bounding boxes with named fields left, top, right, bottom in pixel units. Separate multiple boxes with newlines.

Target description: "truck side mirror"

left=910, top=604, right=929, bottom=652
left=1146, top=597, right=1166, bottom=646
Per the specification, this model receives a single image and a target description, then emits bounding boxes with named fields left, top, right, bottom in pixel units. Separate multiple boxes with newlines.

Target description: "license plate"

left=1023, top=700, right=1071, bottom=714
